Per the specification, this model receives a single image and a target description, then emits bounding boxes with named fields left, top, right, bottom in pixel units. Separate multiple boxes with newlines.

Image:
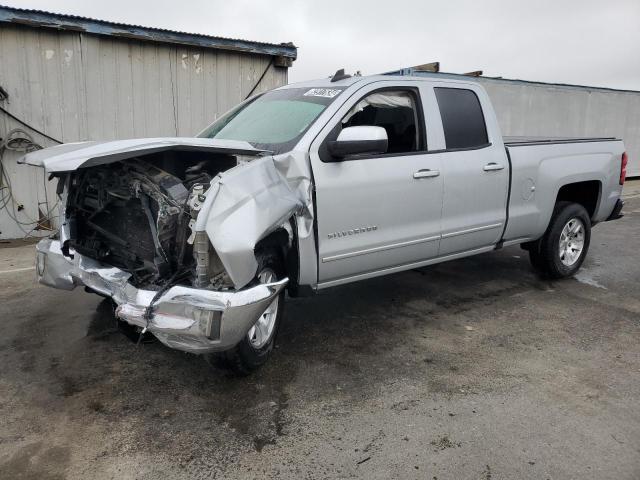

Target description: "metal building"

left=0, top=5, right=296, bottom=239
left=389, top=66, right=640, bottom=177
left=480, top=77, right=640, bottom=177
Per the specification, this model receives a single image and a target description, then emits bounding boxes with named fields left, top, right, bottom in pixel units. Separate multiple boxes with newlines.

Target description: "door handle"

left=483, top=163, right=505, bottom=171
left=413, top=169, right=440, bottom=179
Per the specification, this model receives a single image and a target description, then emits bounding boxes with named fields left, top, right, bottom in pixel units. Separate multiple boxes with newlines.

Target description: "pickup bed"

left=23, top=73, right=627, bottom=373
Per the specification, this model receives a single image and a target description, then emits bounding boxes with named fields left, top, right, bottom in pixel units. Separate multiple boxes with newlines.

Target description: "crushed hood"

left=19, top=137, right=268, bottom=172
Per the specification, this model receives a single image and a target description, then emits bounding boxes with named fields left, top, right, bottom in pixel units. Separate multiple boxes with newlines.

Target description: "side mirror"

left=327, top=126, right=388, bottom=159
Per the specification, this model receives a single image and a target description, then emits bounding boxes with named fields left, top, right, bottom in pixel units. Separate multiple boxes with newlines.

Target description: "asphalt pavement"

left=1, top=186, right=639, bottom=479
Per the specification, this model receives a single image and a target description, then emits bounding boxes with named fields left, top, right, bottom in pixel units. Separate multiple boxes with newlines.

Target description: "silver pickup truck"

left=24, top=73, right=627, bottom=373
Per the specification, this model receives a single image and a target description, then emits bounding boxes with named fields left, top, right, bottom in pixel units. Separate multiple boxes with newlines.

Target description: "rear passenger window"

left=434, top=88, right=488, bottom=149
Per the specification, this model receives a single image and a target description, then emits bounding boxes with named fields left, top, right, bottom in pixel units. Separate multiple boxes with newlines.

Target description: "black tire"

left=213, top=249, right=285, bottom=375
left=528, top=201, right=591, bottom=279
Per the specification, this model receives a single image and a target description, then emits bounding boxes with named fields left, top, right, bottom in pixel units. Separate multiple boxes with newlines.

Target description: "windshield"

left=198, top=87, right=344, bottom=154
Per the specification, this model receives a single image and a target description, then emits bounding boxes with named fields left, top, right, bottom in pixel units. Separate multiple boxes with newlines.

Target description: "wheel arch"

left=254, top=216, right=306, bottom=297
left=555, top=180, right=602, bottom=221
left=522, top=178, right=602, bottom=248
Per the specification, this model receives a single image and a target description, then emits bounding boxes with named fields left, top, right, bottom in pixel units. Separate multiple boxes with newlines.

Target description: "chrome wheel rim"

left=559, top=218, right=585, bottom=267
left=246, top=268, right=279, bottom=349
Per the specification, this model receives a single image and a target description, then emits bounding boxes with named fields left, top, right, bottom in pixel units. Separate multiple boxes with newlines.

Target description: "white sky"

left=3, top=0, right=639, bottom=90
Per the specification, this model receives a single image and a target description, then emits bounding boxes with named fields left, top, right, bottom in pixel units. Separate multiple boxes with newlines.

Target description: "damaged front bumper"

left=36, top=238, right=287, bottom=354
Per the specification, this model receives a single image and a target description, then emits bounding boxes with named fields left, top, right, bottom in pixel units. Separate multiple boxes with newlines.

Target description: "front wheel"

left=529, top=201, right=591, bottom=279
left=214, top=249, right=285, bottom=375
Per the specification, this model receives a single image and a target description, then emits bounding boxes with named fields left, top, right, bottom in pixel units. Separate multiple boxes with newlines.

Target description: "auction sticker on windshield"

left=304, top=88, right=342, bottom=98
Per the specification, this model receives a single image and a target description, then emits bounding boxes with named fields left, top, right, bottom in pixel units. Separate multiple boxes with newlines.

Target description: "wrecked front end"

left=25, top=138, right=300, bottom=354
left=36, top=238, right=286, bottom=353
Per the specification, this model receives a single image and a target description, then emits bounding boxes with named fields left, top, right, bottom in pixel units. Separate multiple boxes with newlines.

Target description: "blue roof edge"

left=0, top=5, right=297, bottom=59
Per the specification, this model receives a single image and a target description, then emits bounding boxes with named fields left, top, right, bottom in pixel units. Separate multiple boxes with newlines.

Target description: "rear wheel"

left=528, top=201, right=591, bottom=279
left=214, top=249, right=285, bottom=375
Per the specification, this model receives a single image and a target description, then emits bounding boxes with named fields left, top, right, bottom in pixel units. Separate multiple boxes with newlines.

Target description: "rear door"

left=309, top=82, right=444, bottom=287
left=429, top=85, right=510, bottom=255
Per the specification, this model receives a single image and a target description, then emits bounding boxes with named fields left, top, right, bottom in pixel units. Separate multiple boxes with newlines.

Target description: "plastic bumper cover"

left=35, top=238, right=287, bottom=354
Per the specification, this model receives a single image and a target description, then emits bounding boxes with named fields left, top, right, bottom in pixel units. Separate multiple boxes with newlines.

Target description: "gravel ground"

left=1, top=192, right=639, bottom=480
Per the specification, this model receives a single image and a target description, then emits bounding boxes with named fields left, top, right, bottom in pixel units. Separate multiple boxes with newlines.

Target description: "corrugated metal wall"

left=475, top=77, right=640, bottom=176
left=0, top=24, right=287, bottom=239
left=390, top=68, right=640, bottom=179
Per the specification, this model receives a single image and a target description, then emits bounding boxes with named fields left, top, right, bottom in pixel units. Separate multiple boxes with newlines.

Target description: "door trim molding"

left=321, top=234, right=440, bottom=263
left=318, top=245, right=495, bottom=289
left=441, top=222, right=503, bottom=239
left=321, top=222, right=503, bottom=263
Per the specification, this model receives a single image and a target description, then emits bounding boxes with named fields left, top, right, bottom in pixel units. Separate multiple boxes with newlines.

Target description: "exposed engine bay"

left=24, top=136, right=306, bottom=360
left=63, top=151, right=238, bottom=288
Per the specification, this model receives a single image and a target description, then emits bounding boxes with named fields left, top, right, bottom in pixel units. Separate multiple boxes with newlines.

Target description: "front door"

left=310, top=84, right=444, bottom=286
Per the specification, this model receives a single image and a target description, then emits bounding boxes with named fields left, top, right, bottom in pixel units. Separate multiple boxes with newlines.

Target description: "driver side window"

left=341, top=90, right=422, bottom=154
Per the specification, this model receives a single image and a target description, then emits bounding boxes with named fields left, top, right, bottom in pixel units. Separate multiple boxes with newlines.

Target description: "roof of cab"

left=278, top=73, right=480, bottom=91
left=278, top=75, right=366, bottom=89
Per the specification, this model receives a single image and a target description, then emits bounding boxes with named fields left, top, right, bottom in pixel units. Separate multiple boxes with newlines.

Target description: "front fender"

left=195, top=156, right=305, bottom=289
